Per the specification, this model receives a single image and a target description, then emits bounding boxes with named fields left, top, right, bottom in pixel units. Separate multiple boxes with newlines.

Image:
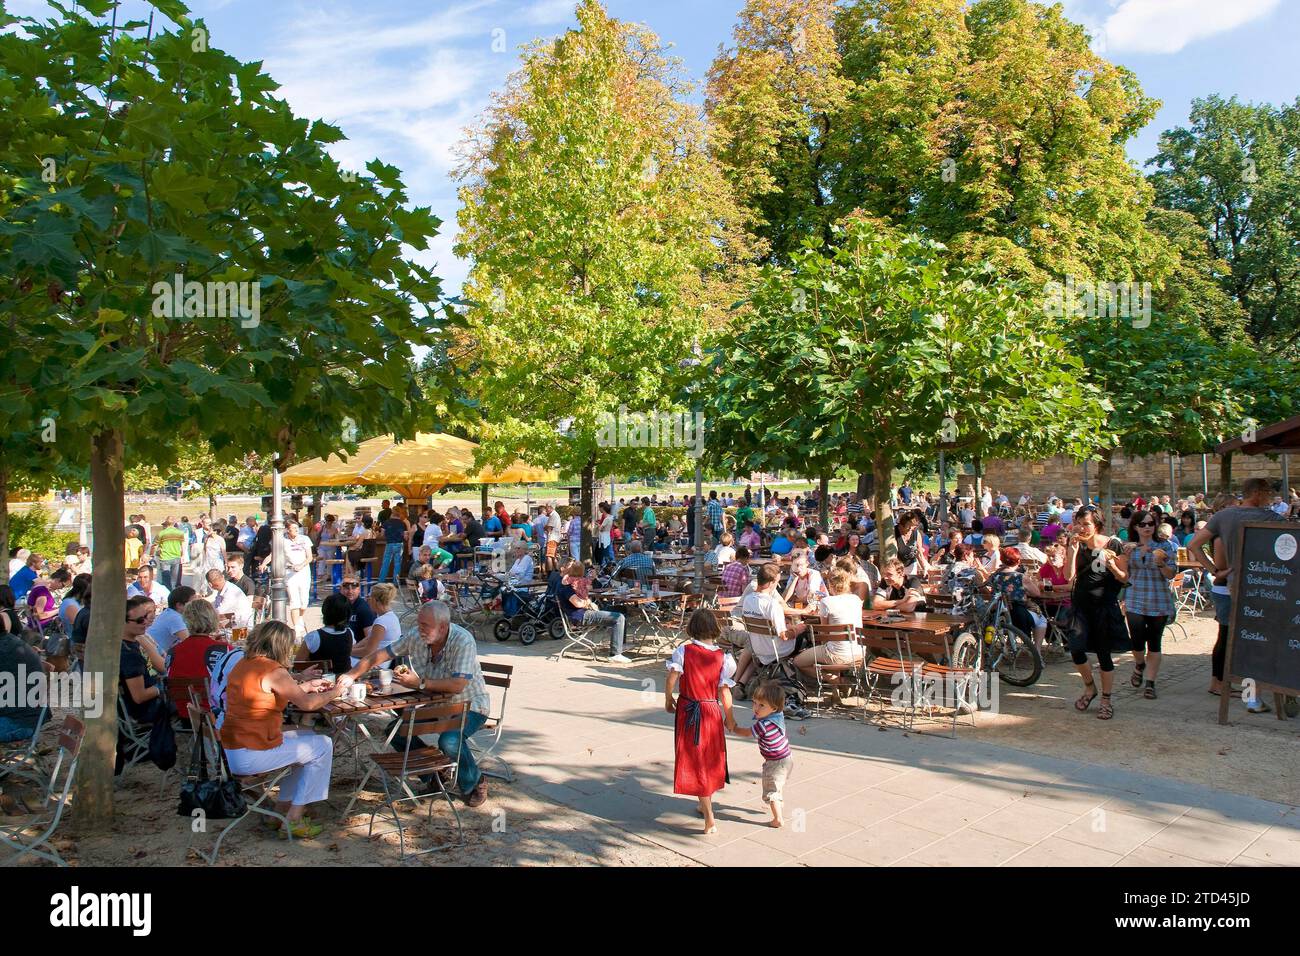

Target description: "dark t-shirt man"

left=230, top=571, right=255, bottom=596
left=0, top=633, right=44, bottom=730
left=251, top=524, right=273, bottom=561
left=119, top=640, right=159, bottom=722
left=1204, top=505, right=1279, bottom=590
left=382, top=517, right=406, bottom=544
left=347, top=596, right=376, bottom=648
left=377, top=506, right=393, bottom=525
left=465, top=518, right=486, bottom=548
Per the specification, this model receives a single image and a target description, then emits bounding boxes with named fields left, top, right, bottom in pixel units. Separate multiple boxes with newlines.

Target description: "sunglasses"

left=128, top=614, right=154, bottom=624
left=341, top=582, right=360, bottom=589
left=1137, top=521, right=1156, bottom=528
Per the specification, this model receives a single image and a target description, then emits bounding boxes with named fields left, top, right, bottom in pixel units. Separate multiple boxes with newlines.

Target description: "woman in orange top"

left=220, top=620, right=343, bottom=839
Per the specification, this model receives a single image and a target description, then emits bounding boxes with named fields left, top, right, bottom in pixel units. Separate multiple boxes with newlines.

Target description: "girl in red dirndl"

left=665, top=610, right=737, bottom=834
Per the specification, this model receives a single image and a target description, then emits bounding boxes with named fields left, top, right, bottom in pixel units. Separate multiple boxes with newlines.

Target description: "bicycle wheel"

left=950, top=632, right=980, bottom=670
left=993, top=624, right=1042, bottom=686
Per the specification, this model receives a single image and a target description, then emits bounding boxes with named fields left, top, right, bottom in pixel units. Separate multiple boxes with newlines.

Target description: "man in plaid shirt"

left=706, top=490, right=724, bottom=542
left=613, top=539, right=656, bottom=586
left=720, top=546, right=752, bottom=597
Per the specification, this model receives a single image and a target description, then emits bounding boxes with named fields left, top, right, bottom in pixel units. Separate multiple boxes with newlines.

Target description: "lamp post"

left=270, top=456, right=287, bottom=622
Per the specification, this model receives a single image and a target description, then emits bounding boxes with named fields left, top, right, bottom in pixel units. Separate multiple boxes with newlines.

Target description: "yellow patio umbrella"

left=268, top=433, right=556, bottom=501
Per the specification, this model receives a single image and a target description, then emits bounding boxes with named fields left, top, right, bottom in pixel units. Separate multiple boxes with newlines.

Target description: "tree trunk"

left=208, top=490, right=216, bottom=516
left=0, top=464, right=9, bottom=570
left=77, top=427, right=127, bottom=832
left=973, top=455, right=983, bottom=508
left=480, top=483, right=489, bottom=517
left=1220, top=451, right=1233, bottom=495
left=1098, top=448, right=1115, bottom=530
left=872, top=452, right=896, bottom=565
left=857, top=471, right=873, bottom=501
left=580, top=458, right=595, bottom=564
left=818, top=473, right=829, bottom=530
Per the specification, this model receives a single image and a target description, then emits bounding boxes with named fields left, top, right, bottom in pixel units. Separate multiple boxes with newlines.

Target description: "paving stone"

left=824, top=820, right=942, bottom=866
left=1003, top=836, right=1124, bottom=867
left=903, top=827, right=1029, bottom=867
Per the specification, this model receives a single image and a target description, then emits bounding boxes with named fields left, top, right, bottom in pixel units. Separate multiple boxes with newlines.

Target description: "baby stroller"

left=492, top=576, right=552, bottom=645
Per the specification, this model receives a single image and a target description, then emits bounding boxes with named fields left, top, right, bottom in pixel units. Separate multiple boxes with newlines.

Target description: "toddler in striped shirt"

left=727, top=680, right=793, bottom=828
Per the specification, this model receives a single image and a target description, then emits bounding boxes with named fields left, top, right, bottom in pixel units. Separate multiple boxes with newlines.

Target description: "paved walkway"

left=480, top=642, right=1300, bottom=867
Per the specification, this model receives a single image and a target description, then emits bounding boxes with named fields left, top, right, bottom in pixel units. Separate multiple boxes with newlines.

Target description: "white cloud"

left=1101, top=0, right=1281, bottom=54
left=522, top=0, right=576, bottom=25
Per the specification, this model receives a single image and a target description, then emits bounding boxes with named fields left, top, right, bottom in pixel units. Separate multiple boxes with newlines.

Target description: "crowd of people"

left=3, top=473, right=1295, bottom=849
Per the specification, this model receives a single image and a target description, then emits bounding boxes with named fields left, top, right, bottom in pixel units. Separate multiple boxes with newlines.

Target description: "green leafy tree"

left=454, top=0, right=753, bottom=558
left=1147, top=95, right=1300, bottom=347
left=707, top=218, right=1107, bottom=561
left=0, top=0, right=446, bottom=827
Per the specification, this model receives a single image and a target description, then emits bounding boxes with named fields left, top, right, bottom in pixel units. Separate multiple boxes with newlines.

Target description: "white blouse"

left=666, top=640, right=737, bottom=688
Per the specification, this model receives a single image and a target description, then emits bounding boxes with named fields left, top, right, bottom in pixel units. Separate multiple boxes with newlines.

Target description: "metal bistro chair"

left=0, top=706, right=49, bottom=787
left=640, top=591, right=702, bottom=658
left=807, top=621, right=869, bottom=717
left=188, top=704, right=295, bottom=866
left=470, top=662, right=515, bottom=782
left=555, top=594, right=606, bottom=661
left=910, top=631, right=979, bottom=738
left=364, top=700, right=470, bottom=860
left=0, top=715, right=83, bottom=867
left=116, top=695, right=152, bottom=773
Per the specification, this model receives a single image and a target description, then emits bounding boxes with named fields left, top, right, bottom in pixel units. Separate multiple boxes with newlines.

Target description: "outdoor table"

left=591, top=588, right=685, bottom=606
left=861, top=610, right=969, bottom=634
left=323, top=680, right=449, bottom=775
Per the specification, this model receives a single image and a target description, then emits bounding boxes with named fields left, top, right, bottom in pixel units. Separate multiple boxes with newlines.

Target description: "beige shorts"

left=813, top=644, right=864, bottom=666
left=762, top=756, right=793, bottom=803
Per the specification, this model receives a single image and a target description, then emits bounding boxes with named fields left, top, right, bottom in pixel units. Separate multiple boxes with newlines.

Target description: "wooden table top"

left=591, top=588, right=685, bottom=605
left=323, top=684, right=448, bottom=718
left=861, top=610, right=970, bottom=633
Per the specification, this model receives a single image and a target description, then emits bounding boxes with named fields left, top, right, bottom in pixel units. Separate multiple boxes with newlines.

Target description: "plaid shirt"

left=615, top=551, right=656, bottom=586
left=1124, top=540, right=1177, bottom=616
left=720, top=559, right=750, bottom=597
left=706, top=499, right=724, bottom=528
left=394, top=623, right=490, bottom=717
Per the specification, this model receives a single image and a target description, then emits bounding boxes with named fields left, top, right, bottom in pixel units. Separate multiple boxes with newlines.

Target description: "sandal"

left=1097, top=694, right=1114, bottom=720
left=1075, top=678, right=1098, bottom=712
left=1129, top=664, right=1145, bottom=688
left=1143, top=681, right=1157, bottom=700
left=279, top=819, right=324, bottom=840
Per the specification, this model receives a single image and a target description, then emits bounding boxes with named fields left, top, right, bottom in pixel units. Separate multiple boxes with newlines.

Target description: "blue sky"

left=9, top=0, right=1299, bottom=296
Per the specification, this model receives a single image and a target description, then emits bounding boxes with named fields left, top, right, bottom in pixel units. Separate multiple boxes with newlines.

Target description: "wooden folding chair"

left=912, top=632, right=979, bottom=738
left=0, top=715, right=82, bottom=867
left=807, top=622, right=868, bottom=716
left=860, top=629, right=915, bottom=728
left=471, top=662, right=514, bottom=782
left=364, top=701, right=469, bottom=860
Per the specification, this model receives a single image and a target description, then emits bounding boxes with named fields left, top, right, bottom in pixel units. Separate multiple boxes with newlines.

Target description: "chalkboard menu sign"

left=1218, top=522, right=1300, bottom=724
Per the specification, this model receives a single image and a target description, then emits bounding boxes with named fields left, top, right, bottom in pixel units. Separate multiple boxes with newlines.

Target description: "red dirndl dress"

left=673, top=642, right=729, bottom=797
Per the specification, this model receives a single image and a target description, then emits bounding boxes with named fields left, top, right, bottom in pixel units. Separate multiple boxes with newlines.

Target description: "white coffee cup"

left=378, top=670, right=393, bottom=691
left=350, top=683, right=368, bottom=702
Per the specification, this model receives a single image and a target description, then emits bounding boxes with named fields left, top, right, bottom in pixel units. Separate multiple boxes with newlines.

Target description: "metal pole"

left=1082, top=461, right=1090, bottom=504
left=1282, top=452, right=1291, bottom=498
left=78, top=486, right=87, bottom=546
left=270, top=458, right=287, bottom=623
left=1201, top=454, right=1208, bottom=495
left=938, top=451, right=947, bottom=524
left=1168, top=453, right=1177, bottom=501
left=694, top=460, right=704, bottom=592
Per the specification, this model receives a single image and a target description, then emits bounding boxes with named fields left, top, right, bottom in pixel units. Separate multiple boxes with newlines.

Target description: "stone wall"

left=979, top=452, right=1294, bottom=502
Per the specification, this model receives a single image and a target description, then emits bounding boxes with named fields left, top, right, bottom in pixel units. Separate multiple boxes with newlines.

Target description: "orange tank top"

left=220, top=656, right=288, bottom=751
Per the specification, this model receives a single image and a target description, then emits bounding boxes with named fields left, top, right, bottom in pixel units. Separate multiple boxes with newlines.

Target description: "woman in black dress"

left=1062, top=509, right=1130, bottom=720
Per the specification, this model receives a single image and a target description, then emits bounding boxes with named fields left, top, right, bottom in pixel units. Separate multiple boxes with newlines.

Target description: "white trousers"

left=225, top=729, right=333, bottom=807
left=286, top=571, right=310, bottom=610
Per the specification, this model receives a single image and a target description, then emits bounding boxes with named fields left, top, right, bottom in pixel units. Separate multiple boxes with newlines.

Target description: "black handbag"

left=176, top=725, right=247, bottom=820
left=149, top=702, right=178, bottom=771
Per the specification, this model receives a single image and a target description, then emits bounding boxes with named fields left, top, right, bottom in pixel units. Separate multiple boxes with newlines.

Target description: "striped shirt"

left=707, top=499, right=724, bottom=528
left=752, top=712, right=791, bottom=760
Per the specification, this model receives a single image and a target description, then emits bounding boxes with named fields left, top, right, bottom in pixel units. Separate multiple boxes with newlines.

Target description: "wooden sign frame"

left=1217, top=521, right=1300, bottom=725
